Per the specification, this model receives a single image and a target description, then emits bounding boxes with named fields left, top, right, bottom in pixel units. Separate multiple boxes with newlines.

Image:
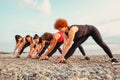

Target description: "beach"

left=0, top=54, right=120, bottom=80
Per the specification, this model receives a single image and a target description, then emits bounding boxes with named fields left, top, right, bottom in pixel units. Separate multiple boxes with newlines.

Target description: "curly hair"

left=54, top=18, right=68, bottom=29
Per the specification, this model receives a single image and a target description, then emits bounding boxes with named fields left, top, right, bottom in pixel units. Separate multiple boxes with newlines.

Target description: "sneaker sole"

left=112, top=62, right=120, bottom=65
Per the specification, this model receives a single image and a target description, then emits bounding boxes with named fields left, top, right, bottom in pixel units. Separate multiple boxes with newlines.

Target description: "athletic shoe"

left=14, top=55, right=20, bottom=58
left=85, top=56, right=90, bottom=60
left=111, top=58, right=118, bottom=63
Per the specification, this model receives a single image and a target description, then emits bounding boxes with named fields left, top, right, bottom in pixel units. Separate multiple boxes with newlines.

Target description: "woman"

left=39, top=32, right=89, bottom=60
left=29, top=34, right=47, bottom=58
left=27, top=34, right=41, bottom=58
left=13, top=35, right=29, bottom=58
left=13, top=35, right=22, bottom=56
left=54, top=18, right=118, bottom=63
left=25, top=35, right=38, bottom=58
left=28, top=34, right=50, bottom=58
left=39, top=32, right=64, bottom=60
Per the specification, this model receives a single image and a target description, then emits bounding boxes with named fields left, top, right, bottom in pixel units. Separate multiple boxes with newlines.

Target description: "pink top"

left=57, top=32, right=64, bottom=42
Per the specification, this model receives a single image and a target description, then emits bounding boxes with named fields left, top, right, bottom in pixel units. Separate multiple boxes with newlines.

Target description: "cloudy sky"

left=0, top=0, right=120, bottom=55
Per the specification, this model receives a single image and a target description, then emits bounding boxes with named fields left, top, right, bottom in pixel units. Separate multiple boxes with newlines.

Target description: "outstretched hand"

left=31, top=54, right=39, bottom=59
left=39, top=55, right=49, bottom=60
left=55, top=56, right=66, bottom=64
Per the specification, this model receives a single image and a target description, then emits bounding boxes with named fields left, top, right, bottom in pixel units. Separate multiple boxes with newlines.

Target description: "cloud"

left=23, top=0, right=33, bottom=4
left=84, top=0, right=120, bottom=37
left=99, top=21, right=120, bottom=36
left=22, top=0, right=51, bottom=15
left=39, top=0, right=51, bottom=15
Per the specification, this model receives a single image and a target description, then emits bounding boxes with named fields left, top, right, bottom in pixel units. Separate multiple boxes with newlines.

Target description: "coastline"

left=0, top=52, right=10, bottom=54
left=0, top=54, right=120, bottom=80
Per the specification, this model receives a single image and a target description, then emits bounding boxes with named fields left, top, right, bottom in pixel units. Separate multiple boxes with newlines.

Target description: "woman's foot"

left=31, top=54, right=39, bottom=59
left=84, top=56, right=90, bottom=60
left=111, top=58, right=118, bottom=63
left=14, top=55, right=20, bottom=58
left=39, top=55, right=49, bottom=60
left=111, top=58, right=119, bottom=65
left=44, top=56, right=49, bottom=60
left=27, top=55, right=31, bottom=58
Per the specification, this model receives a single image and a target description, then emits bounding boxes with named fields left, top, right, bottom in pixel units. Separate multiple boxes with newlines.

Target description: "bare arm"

left=31, top=44, right=42, bottom=58
left=33, top=45, right=40, bottom=54
left=56, top=26, right=78, bottom=63
left=61, top=27, right=77, bottom=57
left=44, top=38, right=58, bottom=56
left=13, top=42, right=21, bottom=55
left=37, top=41, right=45, bottom=54
left=39, top=33, right=60, bottom=60
left=27, top=42, right=35, bottom=57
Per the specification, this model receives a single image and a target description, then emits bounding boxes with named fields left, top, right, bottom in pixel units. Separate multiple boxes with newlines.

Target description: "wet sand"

left=0, top=54, right=120, bottom=80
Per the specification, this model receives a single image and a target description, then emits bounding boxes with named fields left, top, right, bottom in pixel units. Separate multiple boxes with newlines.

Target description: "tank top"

left=65, top=25, right=94, bottom=41
left=57, top=32, right=64, bottom=42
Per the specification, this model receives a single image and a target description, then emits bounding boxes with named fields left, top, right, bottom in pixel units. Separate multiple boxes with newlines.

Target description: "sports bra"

left=57, top=32, right=64, bottom=42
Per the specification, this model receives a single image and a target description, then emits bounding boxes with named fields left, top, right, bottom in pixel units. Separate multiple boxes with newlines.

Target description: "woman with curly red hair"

left=54, top=18, right=118, bottom=64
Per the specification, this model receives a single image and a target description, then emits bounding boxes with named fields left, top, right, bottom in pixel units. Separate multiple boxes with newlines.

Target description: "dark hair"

left=25, top=35, right=32, bottom=42
left=38, top=37, right=42, bottom=43
left=41, top=32, right=53, bottom=41
left=33, top=34, right=39, bottom=39
left=15, top=35, right=22, bottom=43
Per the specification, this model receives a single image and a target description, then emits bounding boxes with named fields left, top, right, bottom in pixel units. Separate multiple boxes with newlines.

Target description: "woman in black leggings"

left=39, top=32, right=89, bottom=60
left=39, top=32, right=64, bottom=60
left=54, top=18, right=118, bottom=63
left=13, top=35, right=30, bottom=58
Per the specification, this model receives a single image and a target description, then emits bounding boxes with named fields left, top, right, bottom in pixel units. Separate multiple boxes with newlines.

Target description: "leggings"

left=78, top=45, right=86, bottom=56
left=65, top=26, right=113, bottom=59
left=19, top=42, right=30, bottom=55
left=38, top=42, right=50, bottom=57
left=48, top=41, right=63, bottom=57
left=47, top=42, right=86, bottom=57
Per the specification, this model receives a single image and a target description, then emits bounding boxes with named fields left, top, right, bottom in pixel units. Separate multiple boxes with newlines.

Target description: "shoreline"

left=0, top=54, right=120, bottom=80
left=0, top=52, right=120, bottom=56
left=0, top=52, right=10, bottom=54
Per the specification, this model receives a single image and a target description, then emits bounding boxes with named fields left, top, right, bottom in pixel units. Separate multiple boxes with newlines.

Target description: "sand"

left=0, top=54, right=120, bottom=80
